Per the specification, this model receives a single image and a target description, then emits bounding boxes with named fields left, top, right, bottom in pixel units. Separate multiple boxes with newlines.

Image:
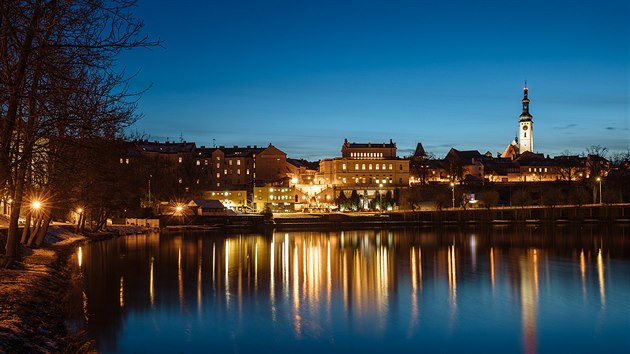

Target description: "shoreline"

left=0, top=232, right=92, bottom=352
left=160, top=203, right=630, bottom=231
left=0, top=225, right=151, bottom=353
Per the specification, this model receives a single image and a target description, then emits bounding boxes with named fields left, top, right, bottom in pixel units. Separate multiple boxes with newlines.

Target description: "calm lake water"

left=73, top=225, right=630, bottom=353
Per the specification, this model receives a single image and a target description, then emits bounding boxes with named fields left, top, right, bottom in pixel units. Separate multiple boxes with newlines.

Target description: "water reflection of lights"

left=293, top=244, right=301, bottom=337
left=520, top=249, right=539, bottom=354
left=119, top=276, right=124, bottom=308
left=447, top=245, right=457, bottom=309
left=197, top=239, right=203, bottom=316
left=178, top=247, right=184, bottom=309
left=580, top=250, right=586, bottom=300
left=150, top=257, right=154, bottom=307
left=409, top=247, right=421, bottom=334
left=490, top=248, right=495, bottom=292
left=597, top=249, right=606, bottom=308
left=225, top=240, right=230, bottom=307
left=77, top=246, right=83, bottom=268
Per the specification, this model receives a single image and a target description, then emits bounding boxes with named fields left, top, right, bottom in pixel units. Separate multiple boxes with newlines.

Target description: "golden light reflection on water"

left=490, top=247, right=495, bottom=292
left=119, top=276, right=124, bottom=308
left=76, top=227, right=624, bottom=353
left=149, top=257, right=154, bottom=307
left=580, top=250, right=586, bottom=300
left=597, top=248, right=606, bottom=308
left=521, top=249, right=539, bottom=354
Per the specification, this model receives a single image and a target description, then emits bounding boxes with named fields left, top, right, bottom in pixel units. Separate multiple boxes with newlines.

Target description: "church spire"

left=520, top=81, right=532, bottom=121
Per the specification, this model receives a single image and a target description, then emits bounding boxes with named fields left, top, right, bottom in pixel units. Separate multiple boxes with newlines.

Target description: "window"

left=216, top=173, right=220, bottom=178
left=178, top=177, right=182, bottom=184
left=237, top=169, right=241, bottom=175
left=355, top=164, right=359, bottom=170
left=389, top=164, right=393, bottom=170
left=342, top=163, right=347, bottom=170
left=196, top=160, right=200, bottom=166
left=382, top=164, right=386, bottom=170
left=399, top=164, right=403, bottom=171
left=119, top=158, right=123, bottom=164
left=178, top=157, right=183, bottom=163
left=237, top=160, right=241, bottom=166
left=224, top=169, right=227, bottom=175
left=196, top=179, right=200, bottom=184
left=204, top=160, right=208, bottom=165
left=246, top=169, right=250, bottom=175
left=369, top=164, right=372, bottom=170
left=545, top=168, right=548, bottom=172
left=229, top=160, right=233, bottom=166
left=342, top=177, right=347, bottom=183
left=362, top=164, right=366, bottom=170
left=216, top=163, right=220, bottom=168
left=376, top=164, right=379, bottom=170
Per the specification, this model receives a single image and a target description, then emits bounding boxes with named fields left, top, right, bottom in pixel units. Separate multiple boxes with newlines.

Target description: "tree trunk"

left=20, top=212, right=32, bottom=244
left=75, top=213, right=83, bottom=234
left=3, top=173, right=26, bottom=267
left=33, top=214, right=51, bottom=247
left=27, top=212, right=43, bottom=247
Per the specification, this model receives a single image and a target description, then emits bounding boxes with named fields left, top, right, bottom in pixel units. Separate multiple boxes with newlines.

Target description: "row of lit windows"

left=209, top=192, right=243, bottom=197
left=350, top=152, right=383, bottom=158
left=528, top=167, right=548, bottom=173
left=269, top=195, right=295, bottom=201
left=269, top=188, right=292, bottom=193
left=342, top=163, right=398, bottom=171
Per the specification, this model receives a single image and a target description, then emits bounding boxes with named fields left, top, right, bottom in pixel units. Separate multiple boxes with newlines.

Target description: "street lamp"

left=31, top=200, right=41, bottom=211
left=379, top=183, right=383, bottom=211
left=596, top=177, right=602, bottom=204
left=450, top=182, right=455, bottom=208
left=148, top=175, right=152, bottom=206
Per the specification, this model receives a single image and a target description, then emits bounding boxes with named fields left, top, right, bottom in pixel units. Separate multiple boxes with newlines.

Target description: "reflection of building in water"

left=520, top=249, right=539, bottom=354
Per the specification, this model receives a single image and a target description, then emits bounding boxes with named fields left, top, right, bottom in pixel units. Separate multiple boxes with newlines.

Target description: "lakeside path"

left=0, top=226, right=90, bottom=353
left=0, top=224, right=149, bottom=353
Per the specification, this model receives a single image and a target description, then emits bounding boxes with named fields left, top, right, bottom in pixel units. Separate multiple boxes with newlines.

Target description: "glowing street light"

left=31, top=200, right=41, bottom=211
left=450, top=182, right=455, bottom=209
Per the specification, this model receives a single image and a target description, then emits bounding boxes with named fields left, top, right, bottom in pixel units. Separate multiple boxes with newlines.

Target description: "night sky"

left=120, top=0, right=629, bottom=160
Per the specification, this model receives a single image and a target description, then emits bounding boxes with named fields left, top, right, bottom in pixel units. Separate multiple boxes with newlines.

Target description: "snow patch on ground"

left=44, top=226, right=76, bottom=245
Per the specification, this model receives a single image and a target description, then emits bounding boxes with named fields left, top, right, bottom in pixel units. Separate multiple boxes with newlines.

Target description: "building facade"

left=319, top=139, right=409, bottom=201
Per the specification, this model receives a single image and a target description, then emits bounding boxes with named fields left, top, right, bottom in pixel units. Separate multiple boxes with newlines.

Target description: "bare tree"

left=1, top=0, right=159, bottom=266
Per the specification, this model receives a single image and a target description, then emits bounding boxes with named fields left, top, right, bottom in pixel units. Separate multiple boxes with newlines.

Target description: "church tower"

left=518, top=82, right=533, bottom=153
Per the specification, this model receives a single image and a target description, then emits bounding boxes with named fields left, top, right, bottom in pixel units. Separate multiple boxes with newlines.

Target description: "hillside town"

left=25, top=86, right=618, bottom=216
left=1, top=86, right=627, bottom=219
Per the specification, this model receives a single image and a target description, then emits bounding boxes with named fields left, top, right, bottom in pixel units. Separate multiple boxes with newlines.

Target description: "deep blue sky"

left=121, top=0, right=629, bottom=160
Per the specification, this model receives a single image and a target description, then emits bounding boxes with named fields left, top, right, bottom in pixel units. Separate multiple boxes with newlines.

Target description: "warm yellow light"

left=77, top=208, right=83, bottom=214
left=450, top=182, right=455, bottom=187
left=176, top=205, right=183, bottom=212
left=291, top=177, right=298, bottom=184
left=596, top=177, right=601, bottom=182
left=31, top=200, right=41, bottom=210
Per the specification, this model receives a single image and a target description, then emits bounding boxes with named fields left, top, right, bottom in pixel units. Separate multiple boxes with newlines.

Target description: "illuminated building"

left=318, top=139, right=409, bottom=203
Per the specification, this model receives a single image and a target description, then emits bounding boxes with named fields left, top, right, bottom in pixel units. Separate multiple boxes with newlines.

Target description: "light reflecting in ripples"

left=77, top=226, right=630, bottom=354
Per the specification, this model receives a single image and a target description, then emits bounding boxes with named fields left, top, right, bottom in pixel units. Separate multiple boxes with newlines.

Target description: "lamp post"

left=450, top=182, right=455, bottom=209
left=597, top=177, right=602, bottom=204
left=148, top=175, right=152, bottom=206
left=379, top=183, right=383, bottom=211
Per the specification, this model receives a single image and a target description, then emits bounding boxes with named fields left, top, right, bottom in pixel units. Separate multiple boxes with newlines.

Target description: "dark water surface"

left=74, top=225, right=630, bottom=353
